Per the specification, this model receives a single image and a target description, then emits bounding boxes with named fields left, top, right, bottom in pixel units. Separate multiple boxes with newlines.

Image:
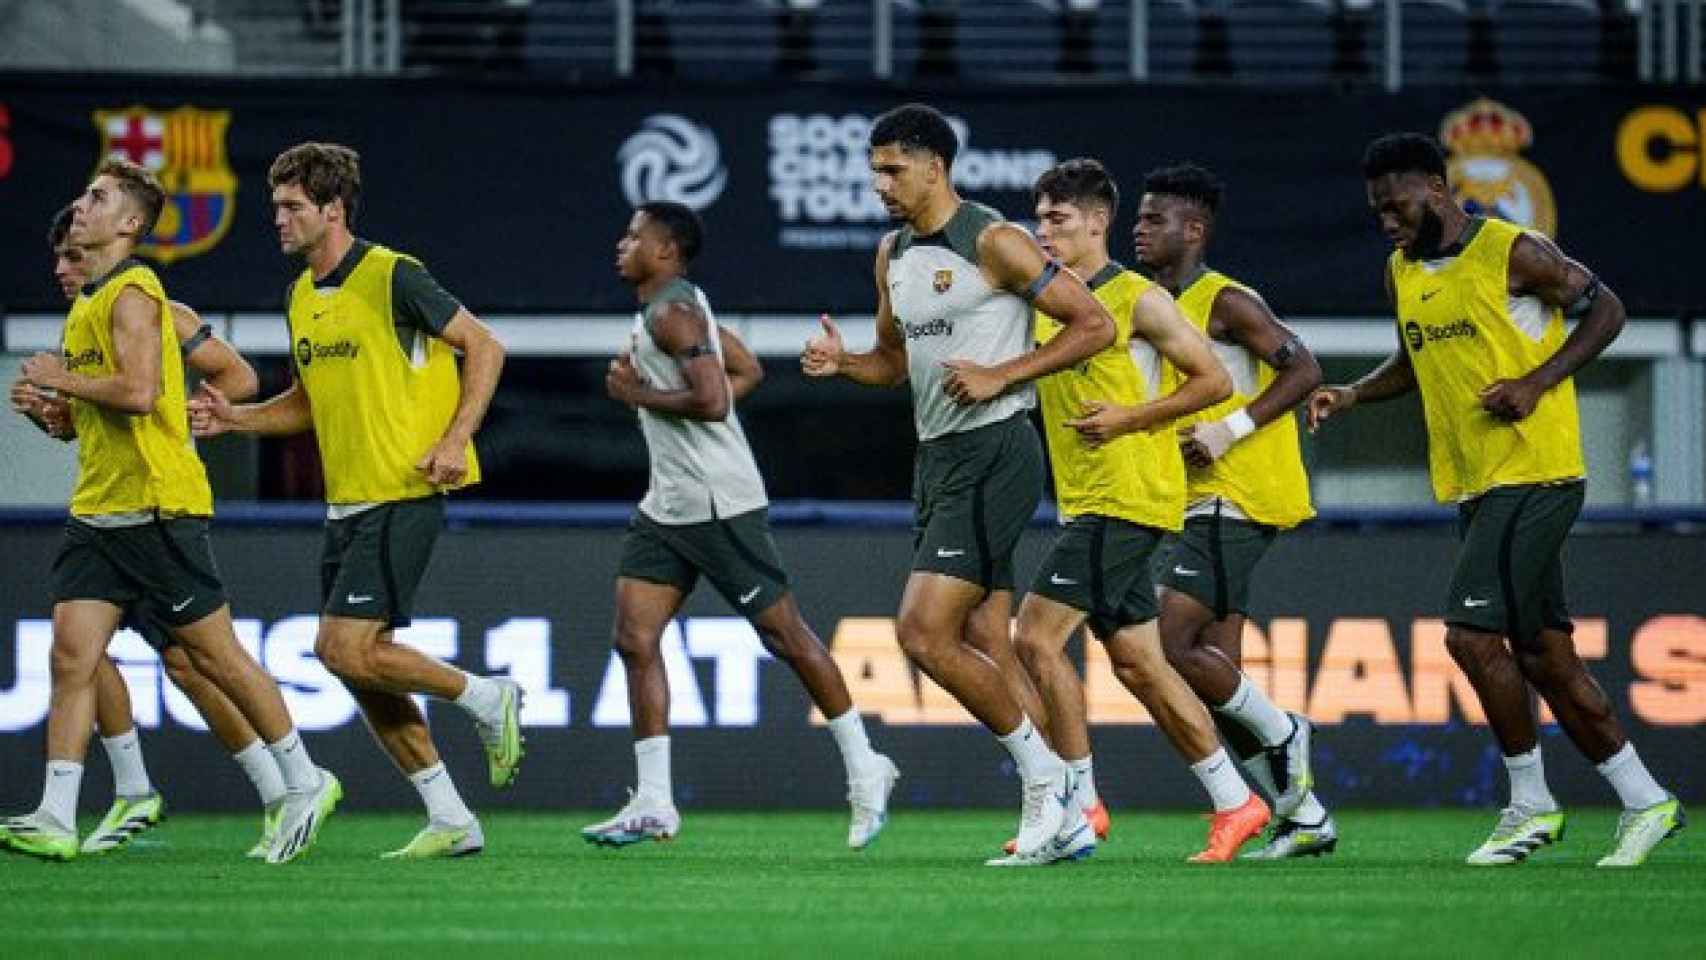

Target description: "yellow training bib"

left=1390, top=217, right=1584, bottom=502
left=63, top=260, right=212, bottom=517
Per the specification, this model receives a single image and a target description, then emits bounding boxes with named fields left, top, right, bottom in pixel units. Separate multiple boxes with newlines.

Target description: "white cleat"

left=847, top=755, right=900, bottom=851
left=986, top=790, right=1095, bottom=867
left=267, top=768, right=342, bottom=864
left=245, top=800, right=284, bottom=860
left=1465, top=803, right=1566, bottom=866
left=80, top=792, right=165, bottom=855
left=581, top=790, right=681, bottom=847
left=993, top=765, right=1070, bottom=864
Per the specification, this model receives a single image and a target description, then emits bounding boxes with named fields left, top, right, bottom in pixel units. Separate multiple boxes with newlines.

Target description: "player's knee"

left=315, top=632, right=372, bottom=684
left=1011, top=629, right=1049, bottom=672
left=895, top=619, right=945, bottom=670
left=161, top=645, right=200, bottom=690
left=48, top=641, right=98, bottom=684
left=611, top=621, right=660, bottom=666
left=1444, top=626, right=1498, bottom=668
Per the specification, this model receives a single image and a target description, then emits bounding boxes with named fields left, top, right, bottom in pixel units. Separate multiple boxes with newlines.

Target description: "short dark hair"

left=269, top=142, right=363, bottom=224
left=48, top=204, right=74, bottom=249
left=95, top=158, right=166, bottom=239
left=638, top=201, right=704, bottom=263
left=1034, top=158, right=1119, bottom=216
left=869, top=103, right=959, bottom=169
left=1362, top=133, right=1447, bottom=181
left=1143, top=162, right=1223, bottom=219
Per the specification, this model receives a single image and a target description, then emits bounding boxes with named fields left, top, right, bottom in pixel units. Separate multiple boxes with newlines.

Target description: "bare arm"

left=1065, top=286, right=1230, bottom=446
left=433, top=308, right=506, bottom=447
left=719, top=324, right=763, bottom=401
left=608, top=299, right=729, bottom=422
left=1211, top=287, right=1322, bottom=427
left=191, top=378, right=314, bottom=437
left=1478, top=233, right=1625, bottom=422
left=943, top=223, right=1115, bottom=403
left=1307, top=264, right=1415, bottom=431
left=803, top=233, right=909, bottom=388
left=23, top=286, right=161, bottom=415
left=173, top=302, right=259, bottom=401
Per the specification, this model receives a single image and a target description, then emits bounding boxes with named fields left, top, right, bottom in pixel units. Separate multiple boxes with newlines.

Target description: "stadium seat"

left=1399, top=0, right=1473, bottom=85
left=1221, top=0, right=1339, bottom=83
left=1490, top=0, right=1607, bottom=82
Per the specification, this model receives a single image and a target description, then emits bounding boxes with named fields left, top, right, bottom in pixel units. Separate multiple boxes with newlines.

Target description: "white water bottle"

left=1629, top=439, right=1654, bottom=507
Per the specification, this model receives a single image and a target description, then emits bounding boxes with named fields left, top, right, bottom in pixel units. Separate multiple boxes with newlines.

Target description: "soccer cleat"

left=1007, top=766, right=1071, bottom=859
left=266, top=768, right=342, bottom=864
left=1465, top=804, right=1566, bottom=865
left=79, top=792, right=165, bottom=855
left=1597, top=796, right=1684, bottom=868
left=475, top=679, right=526, bottom=789
left=0, top=810, right=78, bottom=861
left=1000, top=798, right=1109, bottom=855
left=1267, top=714, right=1315, bottom=818
left=245, top=801, right=284, bottom=859
left=1188, top=792, right=1271, bottom=863
left=987, top=799, right=1095, bottom=867
left=381, top=819, right=486, bottom=859
left=847, top=754, right=900, bottom=850
left=582, top=790, right=681, bottom=847
left=1242, top=815, right=1339, bottom=860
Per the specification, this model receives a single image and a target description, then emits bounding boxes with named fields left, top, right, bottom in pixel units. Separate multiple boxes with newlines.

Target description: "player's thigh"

left=1082, top=520, right=1167, bottom=644
left=897, top=570, right=990, bottom=647
left=1013, top=589, right=1087, bottom=659
left=1448, top=483, right=1582, bottom=648
left=1158, top=514, right=1275, bottom=622
left=49, top=521, right=142, bottom=613
left=50, top=599, right=126, bottom=676
left=322, top=497, right=445, bottom=630
left=669, top=509, right=792, bottom=621
left=1102, top=618, right=1167, bottom=678
left=911, top=415, right=1043, bottom=591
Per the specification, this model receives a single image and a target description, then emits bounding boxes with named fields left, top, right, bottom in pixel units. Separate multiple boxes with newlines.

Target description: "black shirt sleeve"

left=392, top=259, right=462, bottom=336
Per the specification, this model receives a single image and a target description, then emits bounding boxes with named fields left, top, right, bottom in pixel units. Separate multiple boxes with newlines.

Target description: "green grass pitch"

left=1, top=810, right=1697, bottom=957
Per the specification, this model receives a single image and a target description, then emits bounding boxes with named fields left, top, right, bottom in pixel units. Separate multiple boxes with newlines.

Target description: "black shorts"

left=50, top=517, right=227, bottom=639
left=1447, top=482, right=1582, bottom=649
left=320, top=496, right=445, bottom=630
left=1160, top=511, right=1279, bottom=619
left=1030, top=515, right=1165, bottom=639
left=911, top=413, right=1045, bottom=592
left=617, top=508, right=790, bottom=619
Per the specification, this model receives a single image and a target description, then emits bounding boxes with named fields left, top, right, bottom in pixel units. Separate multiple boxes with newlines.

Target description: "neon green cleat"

left=246, top=800, right=284, bottom=859
left=1466, top=805, right=1566, bottom=865
left=1, top=811, right=78, bottom=861
left=1598, top=796, right=1685, bottom=868
left=80, top=792, right=165, bottom=855
left=476, top=680, right=526, bottom=788
left=381, top=820, right=485, bottom=860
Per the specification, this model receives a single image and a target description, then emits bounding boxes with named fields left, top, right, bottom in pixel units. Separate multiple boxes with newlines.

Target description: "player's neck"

left=909, top=191, right=961, bottom=236
left=1066, top=248, right=1110, bottom=282
left=307, top=229, right=355, bottom=281
left=635, top=269, right=684, bottom=304
left=77, top=240, right=132, bottom=290
left=1153, top=253, right=1205, bottom=294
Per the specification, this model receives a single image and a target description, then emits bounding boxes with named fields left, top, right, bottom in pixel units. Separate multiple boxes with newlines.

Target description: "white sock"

left=101, top=729, right=152, bottom=799
left=1214, top=677, right=1295, bottom=748
left=1596, top=742, right=1668, bottom=810
left=232, top=739, right=287, bottom=808
left=1504, top=746, right=1556, bottom=811
left=635, top=735, right=672, bottom=802
left=42, top=761, right=83, bottom=830
left=1291, top=792, right=1327, bottom=825
left=826, top=708, right=879, bottom=779
left=453, top=671, right=503, bottom=722
left=409, top=762, right=475, bottom=827
left=1190, top=748, right=1251, bottom=812
left=266, top=729, right=321, bottom=794
left=1068, top=755, right=1098, bottom=809
left=997, top=716, right=1063, bottom=782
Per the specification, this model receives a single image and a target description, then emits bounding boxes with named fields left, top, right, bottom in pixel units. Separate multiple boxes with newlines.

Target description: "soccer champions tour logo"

left=2, top=614, right=1702, bottom=733
left=93, top=105, right=237, bottom=264
left=617, top=114, right=729, bottom=211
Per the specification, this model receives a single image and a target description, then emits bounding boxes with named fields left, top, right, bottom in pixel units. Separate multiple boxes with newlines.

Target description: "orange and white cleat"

left=1188, top=792, right=1270, bottom=863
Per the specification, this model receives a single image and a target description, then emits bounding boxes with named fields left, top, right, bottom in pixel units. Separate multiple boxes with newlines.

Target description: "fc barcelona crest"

left=93, top=106, right=237, bottom=264
left=933, top=269, right=953, bottom=294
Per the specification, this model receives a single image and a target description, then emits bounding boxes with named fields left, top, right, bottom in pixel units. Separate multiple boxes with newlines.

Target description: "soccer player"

left=7, top=205, right=289, bottom=858
left=1, top=159, right=338, bottom=863
left=191, top=142, right=520, bottom=860
left=1007, top=157, right=1273, bottom=865
left=802, top=103, right=1118, bottom=864
left=582, top=202, right=899, bottom=850
left=1135, top=163, right=1338, bottom=859
left=1309, top=133, right=1683, bottom=867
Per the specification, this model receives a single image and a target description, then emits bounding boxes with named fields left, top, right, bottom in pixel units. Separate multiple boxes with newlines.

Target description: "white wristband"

left=1223, top=408, right=1257, bottom=441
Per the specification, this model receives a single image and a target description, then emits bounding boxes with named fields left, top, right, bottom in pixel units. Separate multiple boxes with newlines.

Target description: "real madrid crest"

left=1440, top=98, right=1557, bottom=237
left=933, top=269, right=954, bottom=294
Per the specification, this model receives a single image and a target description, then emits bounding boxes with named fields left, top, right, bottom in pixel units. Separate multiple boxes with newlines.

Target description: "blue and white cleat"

left=582, top=790, right=680, bottom=847
left=847, top=755, right=900, bottom=851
